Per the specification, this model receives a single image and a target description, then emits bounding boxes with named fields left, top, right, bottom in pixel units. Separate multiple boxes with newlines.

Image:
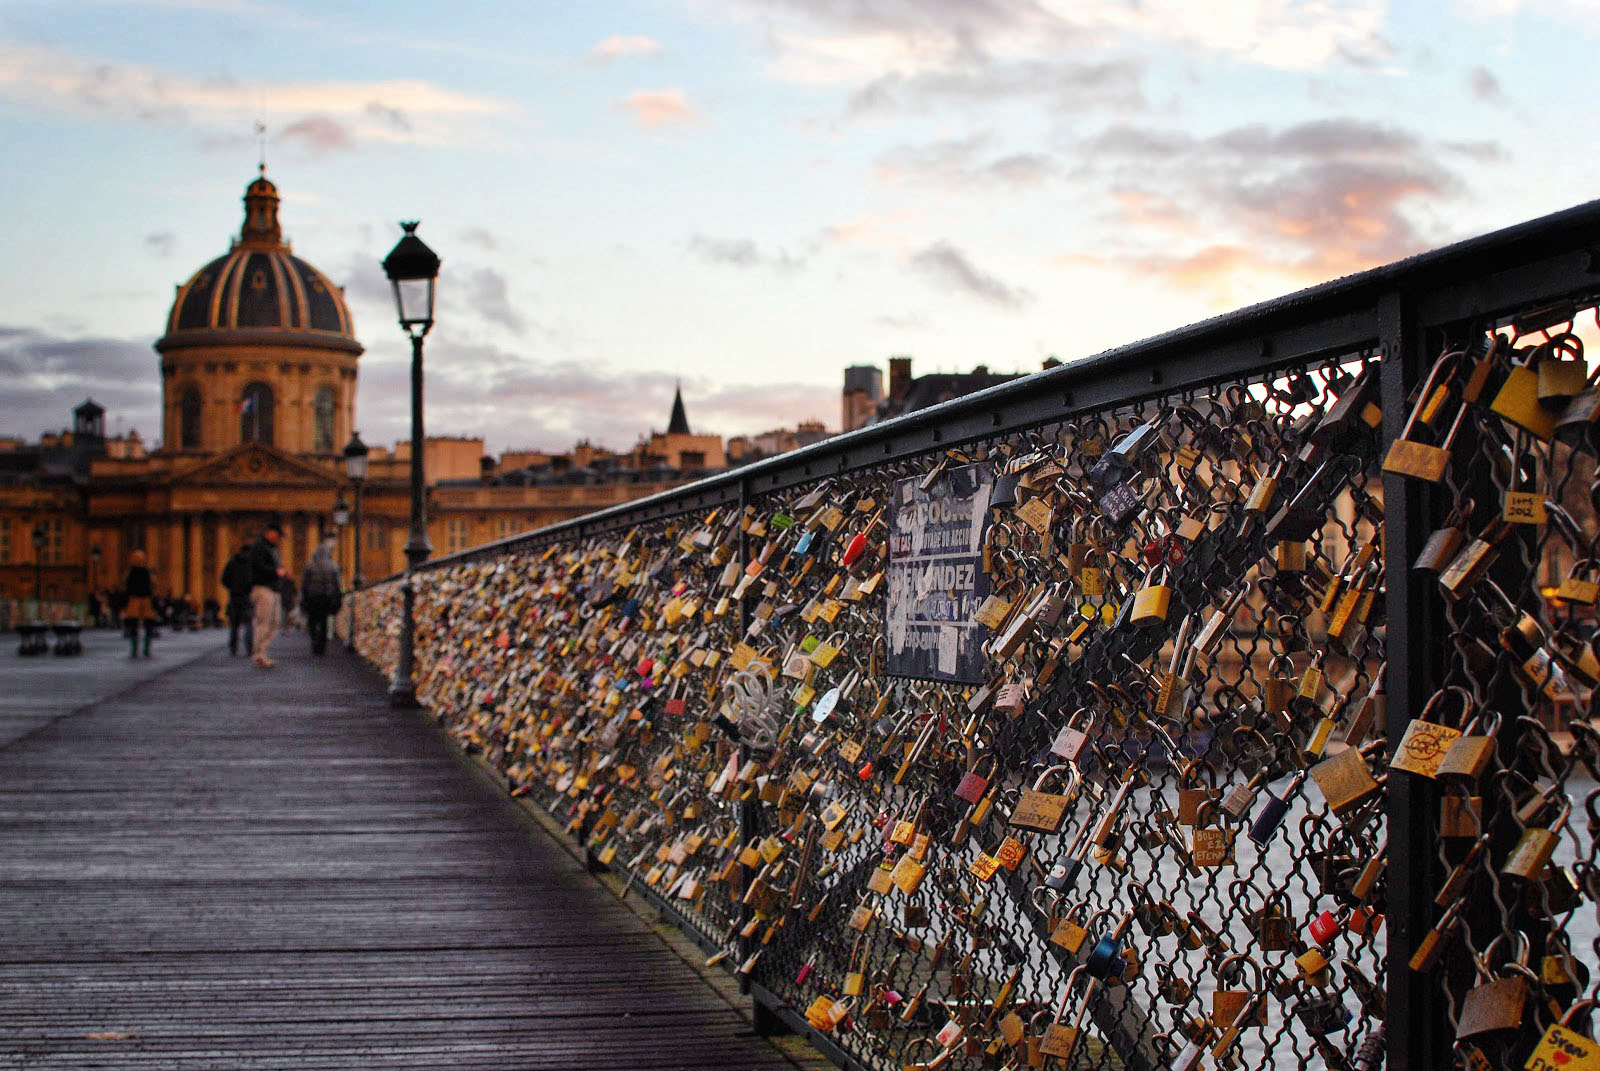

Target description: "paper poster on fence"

left=885, top=463, right=992, bottom=683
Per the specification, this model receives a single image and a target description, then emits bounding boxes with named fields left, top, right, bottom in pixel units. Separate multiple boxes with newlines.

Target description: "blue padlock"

left=1084, top=911, right=1134, bottom=979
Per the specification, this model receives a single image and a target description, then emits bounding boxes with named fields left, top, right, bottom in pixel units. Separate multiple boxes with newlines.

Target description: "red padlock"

left=842, top=531, right=870, bottom=567
left=954, top=756, right=996, bottom=804
left=796, top=960, right=815, bottom=985
left=636, top=657, right=654, bottom=677
left=1308, top=909, right=1341, bottom=948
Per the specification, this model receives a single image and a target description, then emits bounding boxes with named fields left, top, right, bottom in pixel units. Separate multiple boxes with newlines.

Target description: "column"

left=167, top=519, right=184, bottom=599
left=186, top=516, right=202, bottom=602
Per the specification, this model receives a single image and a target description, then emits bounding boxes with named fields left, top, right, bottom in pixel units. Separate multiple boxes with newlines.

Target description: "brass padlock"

left=1491, top=355, right=1558, bottom=441
left=1537, top=331, right=1588, bottom=401
left=1384, top=352, right=1469, bottom=482
left=1130, top=564, right=1172, bottom=627
left=1502, top=798, right=1571, bottom=880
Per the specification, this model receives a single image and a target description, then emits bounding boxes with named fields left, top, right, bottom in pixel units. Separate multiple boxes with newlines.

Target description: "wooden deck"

left=0, top=629, right=824, bottom=1070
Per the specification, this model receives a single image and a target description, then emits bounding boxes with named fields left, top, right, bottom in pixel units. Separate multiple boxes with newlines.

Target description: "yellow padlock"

left=1492, top=360, right=1558, bottom=441
left=1130, top=564, right=1172, bottom=628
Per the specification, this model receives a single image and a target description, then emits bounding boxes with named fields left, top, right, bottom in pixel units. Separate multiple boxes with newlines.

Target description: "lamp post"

left=381, top=222, right=440, bottom=707
left=343, top=432, right=368, bottom=652
left=31, top=525, right=45, bottom=618
left=90, top=545, right=101, bottom=623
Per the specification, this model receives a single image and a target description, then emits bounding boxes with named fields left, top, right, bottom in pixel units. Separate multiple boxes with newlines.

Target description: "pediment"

left=167, top=443, right=341, bottom=488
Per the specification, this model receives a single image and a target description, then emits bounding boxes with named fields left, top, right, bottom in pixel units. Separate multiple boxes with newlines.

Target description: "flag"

left=240, top=396, right=254, bottom=414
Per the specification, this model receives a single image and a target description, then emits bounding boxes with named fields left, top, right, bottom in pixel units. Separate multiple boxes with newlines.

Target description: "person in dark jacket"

left=221, top=547, right=254, bottom=656
left=122, top=549, right=156, bottom=658
left=247, top=522, right=286, bottom=668
left=299, top=536, right=343, bottom=655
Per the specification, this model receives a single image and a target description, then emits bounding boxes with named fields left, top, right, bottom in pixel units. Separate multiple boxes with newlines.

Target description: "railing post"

left=1379, top=288, right=1449, bottom=1071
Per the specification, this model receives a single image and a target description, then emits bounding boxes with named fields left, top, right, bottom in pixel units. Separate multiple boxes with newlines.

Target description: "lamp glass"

left=393, top=277, right=435, bottom=328
left=333, top=499, right=352, bottom=527
left=343, top=433, right=369, bottom=481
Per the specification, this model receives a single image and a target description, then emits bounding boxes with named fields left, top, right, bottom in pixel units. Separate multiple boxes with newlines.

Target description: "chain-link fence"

left=350, top=199, right=1600, bottom=1071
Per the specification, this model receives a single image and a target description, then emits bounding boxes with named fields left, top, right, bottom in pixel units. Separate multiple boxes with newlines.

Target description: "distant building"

left=840, top=355, right=1045, bottom=432
left=726, top=420, right=832, bottom=464
left=0, top=171, right=729, bottom=608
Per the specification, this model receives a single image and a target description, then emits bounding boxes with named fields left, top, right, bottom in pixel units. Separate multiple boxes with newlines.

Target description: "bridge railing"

left=350, top=199, right=1600, bottom=1071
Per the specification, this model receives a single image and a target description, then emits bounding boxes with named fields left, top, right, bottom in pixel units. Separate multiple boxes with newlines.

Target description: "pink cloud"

left=622, top=88, right=696, bottom=128
left=592, top=35, right=662, bottom=61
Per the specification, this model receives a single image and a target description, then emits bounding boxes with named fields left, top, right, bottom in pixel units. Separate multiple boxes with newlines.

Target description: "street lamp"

left=343, top=431, right=368, bottom=652
left=31, top=525, right=45, bottom=616
left=381, top=222, right=440, bottom=707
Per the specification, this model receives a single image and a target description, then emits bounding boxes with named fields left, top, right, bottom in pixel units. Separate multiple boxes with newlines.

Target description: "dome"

left=156, top=169, right=359, bottom=355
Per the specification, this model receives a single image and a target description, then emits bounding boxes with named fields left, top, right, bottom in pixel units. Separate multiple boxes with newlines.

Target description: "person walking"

left=246, top=521, right=286, bottom=669
left=299, top=536, right=343, bottom=656
left=221, top=546, right=254, bottom=656
left=121, top=550, right=156, bottom=658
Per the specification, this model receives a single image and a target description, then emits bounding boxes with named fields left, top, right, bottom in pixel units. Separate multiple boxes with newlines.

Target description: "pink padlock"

left=796, top=960, right=815, bottom=985
left=841, top=531, right=869, bottom=567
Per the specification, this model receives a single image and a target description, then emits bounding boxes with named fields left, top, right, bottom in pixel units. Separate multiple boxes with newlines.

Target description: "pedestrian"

left=300, top=536, right=343, bottom=656
left=247, top=521, right=286, bottom=669
left=221, top=546, right=254, bottom=656
left=121, top=550, right=156, bottom=658
left=279, top=575, right=298, bottom=630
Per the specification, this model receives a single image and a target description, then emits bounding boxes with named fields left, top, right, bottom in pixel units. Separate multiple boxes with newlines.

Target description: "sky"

left=1, top=0, right=1597, bottom=456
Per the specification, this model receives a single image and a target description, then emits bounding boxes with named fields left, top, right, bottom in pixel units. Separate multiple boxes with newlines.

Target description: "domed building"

left=0, top=170, right=731, bottom=621
left=156, top=168, right=361, bottom=457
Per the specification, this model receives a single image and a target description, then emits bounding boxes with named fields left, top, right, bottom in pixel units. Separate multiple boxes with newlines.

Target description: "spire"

left=667, top=382, right=690, bottom=435
left=240, top=166, right=283, bottom=248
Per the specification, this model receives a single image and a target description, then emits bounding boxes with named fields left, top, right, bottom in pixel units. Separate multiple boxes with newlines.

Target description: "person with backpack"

left=247, top=521, right=286, bottom=669
left=221, top=546, right=254, bottom=656
left=299, top=536, right=343, bottom=656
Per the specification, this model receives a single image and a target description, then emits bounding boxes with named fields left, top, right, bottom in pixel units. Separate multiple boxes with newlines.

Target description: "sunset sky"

left=1, top=0, right=1595, bottom=455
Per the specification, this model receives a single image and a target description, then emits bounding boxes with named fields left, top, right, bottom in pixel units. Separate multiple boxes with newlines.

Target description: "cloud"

left=621, top=88, right=697, bottom=127
left=459, top=227, right=499, bottom=251
left=876, top=134, right=1058, bottom=189
left=277, top=115, right=355, bottom=155
left=0, top=327, right=160, bottom=441
left=591, top=35, right=663, bottom=62
left=687, top=234, right=806, bottom=274
left=0, top=43, right=512, bottom=147
left=1467, top=65, right=1505, bottom=103
left=909, top=242, right=1032, bottom=308
left=457, top=267, right=526, bottom=335
left=144, top=232, right=177, bottom=257
left=849, top=57, right=1145, bottom=116
left=1073, top=116, right=1485, bottom=305
left=355, top=341, right=835, bottom=454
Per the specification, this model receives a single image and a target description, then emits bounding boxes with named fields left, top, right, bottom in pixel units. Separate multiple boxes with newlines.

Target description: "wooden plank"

left=0, top=639, right=822, bottom=1070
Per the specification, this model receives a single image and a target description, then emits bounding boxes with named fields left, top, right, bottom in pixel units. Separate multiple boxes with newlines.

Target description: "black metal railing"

left=348, top=197, right=1600, bottom=1071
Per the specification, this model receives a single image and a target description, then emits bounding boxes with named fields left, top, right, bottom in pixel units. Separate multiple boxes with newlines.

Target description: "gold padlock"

left=1384, top=351, right=1469, bottom=482
left=1130, top=564, right=1172, bottom=628
left=1491, top=359, right=1558, bottom=440
left=1537, top=331, right=1588, bottom=402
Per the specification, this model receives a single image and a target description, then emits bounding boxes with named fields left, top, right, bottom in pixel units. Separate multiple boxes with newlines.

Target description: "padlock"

left=1457, top=935, right=1532, bottom=1039
left=1435, top=710, right=1500, bottom=782
left=1414, top=501, right=1471, bottom=572
left=1248, top=894, right=1294, bottom=952
left=1502, top=797, right=1571, bottom=880
left=1556, top=558, right=1600, bottom=606
left=1248, top=770, right=1307, bottom=845
left=1084, top=912, right=1134, bottom=980
left=1129, top=564, right=1172, bottom=627
left=1037, top=965, right=1096, bottom=1061
left=1491, top=348, right=1559, bottom=440
left=1384, top=350, right=1469, bottom=481
left=1010, top=764, right=1078, bottom=834
left=1526, top=998, right=1600, bottom=1071
left=954, top=754, right=997, bottom=805
left=1537, top=331, right=1588, bottom=401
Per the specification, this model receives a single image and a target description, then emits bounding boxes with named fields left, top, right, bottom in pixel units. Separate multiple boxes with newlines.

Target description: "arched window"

left=179, top=385, right=202, bottom=449
left=240, top=382, right=274, bottom=445
left=313, top=387, right=336, bottom=453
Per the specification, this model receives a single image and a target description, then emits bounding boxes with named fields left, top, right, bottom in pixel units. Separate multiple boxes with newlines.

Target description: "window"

left=447, top=518, right=470, bottom=553
left=497, top=517, right=519, bottom=539
left=367, top=522, right=386, bottom=551
left=0, top=521, right=9, bottom=563
left=180, top=385, right=202, bottom=449
left=313, top=387, right=336, bottom=453
left=240, top=382, right=274, bottom=445
left=45, top=518, right=64, bottom=564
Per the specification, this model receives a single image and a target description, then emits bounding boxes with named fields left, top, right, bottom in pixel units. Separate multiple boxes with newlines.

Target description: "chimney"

left=479, top=455, right=496, bottom=484
left=888, top=356, right=912, bottom=402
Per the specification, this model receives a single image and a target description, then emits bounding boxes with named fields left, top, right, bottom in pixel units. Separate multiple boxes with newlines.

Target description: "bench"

left=51, top=622, right=84, bottom=656
left=17, top=622, right=49, bottom=657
